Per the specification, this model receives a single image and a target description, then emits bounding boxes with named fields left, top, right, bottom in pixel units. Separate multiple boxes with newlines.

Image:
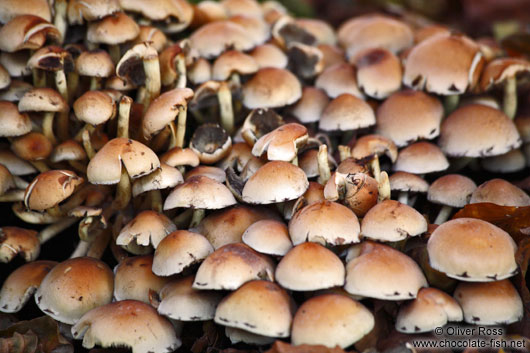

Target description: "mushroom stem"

left=12, top=176, right=29, bottom=189
left=168, top=121, right=178, bottom=150
left=55, top=70, right=68, bottom=101
left=117, top=96, right=132, bottom=139
left=70, top=239, right=90, bottom=258
left=33, top=69, right=46, bottom=88
left=113, top=167, right=131, bottom=210
left=341, top=130, right=355, bottom=145
left=111, top=214, right=129, bottom=263
left=53, top=0, right=67, bottom=43
left=317, top=144, right=331, bottom=185
left=175, top=55, right=187, bottom=89
left=82, top=129, right=96, bottom=160
left=55, top=69, right=70, bottom=141
left=38, top=217, right=77, bottom=244
left=149, top=189, right=163, bottom=213
left=218, top=81, right=234, bottom=134
left=0, top=189, right=25, bottom=202
left=89, top=77, right=102, bottom=91
left=173, top=207, right=193, bottom=228
left=142, top=55, right=161, bottom=109
left=503, top=76, right=517, bottom=119
left=30, top=161, right=50, bottom=173
left=109, top=45, right=121, bottom=64
left=42, top=112, right=57, bottom=145
left=87, top=228, right=111, bottom=259
left=338, top=145, right=351, bottom=162
left=68, top=160, right=87, bottom=174
left=67, top=72, right=79, bottom=103
left=444, top=94, right=459, bottom=115
left=434, top=205, right=453, bottom=225
left=12, top=202, right=61, bottom=224
left=291, top=156, right=298, bottom=166
left=377, top=171, right=391, bottom=202
left=175, top=106, right=188, bottom=148
left=151, top=125, right=171, bottom=152
left=189, top=209, right=205, bottom=228
left=398, top=191, right=409, bottom=205
left=369, top=155, right=381, bottom=183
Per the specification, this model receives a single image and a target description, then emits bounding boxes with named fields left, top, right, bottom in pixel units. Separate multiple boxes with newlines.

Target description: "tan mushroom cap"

left=0, top=260, right=57, bottom=313
left=222, top=0, right=262, bottom=17
left=193, top=243, right=274, bottom=290
left=190, top=21, right=254, bottom=59
left=352, top=48, right=402, bottom=99
left=87, top=138, right=160, bottom=185
left=120, top=0, right=193, bottom=26
left=71, top=300, right=181, bottom=353
left=212, top=50, right=258, bottom=81
left=298, top=148, right=336, bottom=179
left=289, top=200, right=360, bottom=246
left=185, top=166, right=225, bottom=183
left=24, top=170, right=84, bottom=211
left=0, top=101, right=31, bottom=137
left=294, top=18, right=336, bottom=45
left=0, top=149, right=37, bottom=175
left=0, top=227, right=40, bottom=263
left=242, top=68, right=302, bottom=109
left=394, top=142, right=449, bottom=174
left=470, top=178, right=530, bottom=206
left=480, top=57, right=530, bottom=91
left=35, top=257, right=114, bottom=325
left=249, top=43, right=288, bottom=69
left=113, top=255, right=170, bottom=304
left=414, top=24, right=451, bottom=43
left=76, top=50, right=115, bottom=78
left=164, top=175, right=236, bottom=210
left=440, top=104, right=522, bottom=157
left=361, top=200, right=427, bottom=242
left=396, top=287, right=463, bottom=333
left=292, top=294, right=374, bottom=348
left=230, top=16, right=269, bottom=47
left=315, top=63, right=363, bottom=99
left=242, top=219, right=292, bottom=256
left=0, top=15, right=60, bottom=52
left=0, top=63, right=10, bottom=89
left=276, top=242, right=345, bottom=291
left=0, top=164, right=15, bottom=195
left=50, top=140, right=87, bottom=162
left=454, top=280, right=523, bottom=325
left=132, top=162, right=183, bottom=196
left=214, top=280, right=294, bottom=338
left=351, top=134, right=398, bottom=162
left=0, top=0, right=51, bottom=23
left=289, top=87, right=329, bottom=124
left=428, top=174, right=477, bottom=208
left=376, top=90, right=443, bottom=147
left=318, top=44, right=346, bottom=70
left=319, top=93, right=375, bottom=131
left=427, top=218, right=517, bottom=281
left=0, top=80, right=32, bottom=101
left=142, top=88, right=194, bottom=139
left=158, top=275, right=222, bottom=321
left=345, top=241, right=427, bottom=300
left=87, top=12, right=140, bottom=45
left=242, top=161, right=308, bottom=204
left=188, top=57, right=212, bottom=84
left=0, top=51, right=32, bottom=77
left=225, top=327, right=275, bottom=345
left=481, top=149, right=526, bottom=173
left=252, top=123, right=308, bottom=162
left=160, top=147, right=200, bottom=168
left=27, top=46, right=73, bottom=72
left=67, top=0, right=121, bottom=24
left=515, top=116, right=530, bottom=143
left=18, top=88, right=68, bottom=113
left=403, top=34, right=483, bottom=95
left=74, top=90, right=116, bottom=125
left=116, top=210, right=176, bottom=248
left=153, top=230, right=214, bottom=276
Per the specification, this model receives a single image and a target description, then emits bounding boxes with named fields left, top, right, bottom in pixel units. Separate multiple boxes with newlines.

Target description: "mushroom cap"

left=185, top=166, right=225, bottom=183
left=0, top=63, right=10, bottom=89
left=189, top=124, right=232, bottom=164
left=242, top=219, right=292, bottom=256
left=228, top=15, right=270, bottom=47
left=19, top=88, right=68, bottom=113
left=158, top=276, right=222, bottom=321
left=24, top=170, right=84, bottom=211
left=481, top=149, right=526, bottom=173
left=76, top=50, right=115, bottom=77
left=470, top=178, right=530, bottom=207
left=0, top=15, right=60, bottom=52
left=318, top=44, right=346, bottom=70
left=153, top=230, right=214, bottom=276
left=0, top=164, right=14, bottom=195
left=428, top=174, right=477, bottom=208
left=345, top=241, right=427, bottom=300
left=35, top=257, right=114, bottom=324
left=0, top=101, right=31, bottom=137
left=190, top=21, right=254, bottom=59
left=87, top=138, right=160, bottom=185
left=315, top=63, right=363, bottom=99
left=67, top=0, right=121, bottom=24
left=249, top=43, right=288, bottom=69
left=480, top=57, right=530, bottom=91
left=0, top=51, right=32, bottom=77
left=454, top=280, right=523, bottom=325
left=0, top=226, right=40, bottom=263
left=376, top=90, right=443, bottom=147
left=394, top=142, right=449, bottom=174
left=214, top=280, right=294, bottom=338
left=403, top=34, right=483, bottom=95
left=289, top=200, right=360, bottom=246
left=142, top=88, right=194, bottom=139
left=160, top=147, right=200, bottom=168
left=439, top=104, right=522, bottom=157
left=351, top=134, right=398, bottom=162
left=295, top=18, right=336, bottom=45
left=212, top=50, right=259, bottom=81
left=73, top=90, right=116, bottom=125
left=193, top=243, right=274, bottom=291
left=71, top=300, right=181, bottom=353
left=242, top=68, right=302, bottom=109
left=50, top=140, right=87, bottom=163
left=27, top=46, right=73, bottom=72
left=275, top=242, right=345, bottom=291
left=87, top=12, right=140, bottom=45
left=427, top=218, right=517, bottom=281
left=396, top=287, right=463, bottom=333
left=0, top=0, right=51, bottom=23
left=242, top=161, right=308, bottom=204
left=116, top=210, right=176, bottom=248
left=319, top=93, right=375, bottom=131
left=164, top=175, right=236, bottom=210
left=132, top=162, right=183, bottom=196
left=252, top=123, right=308, bottom=162
left=120, top=0, right=193, bottom=25
left=0, top=79, right=32, bottom=101
left=11, top=132, right=53, bottom=161
left=291, top=294, right=374, bottom=348
left=222, top=0, right=263, bottom=18
left=113, top=255, right=170, bottom=304
left=0, top=260, right=57, bottom=313
left=289, top=86, right=329, bottom=124
left=0, top=149, right=37, bottom=176
left=361, top=200, right=427, bottom=242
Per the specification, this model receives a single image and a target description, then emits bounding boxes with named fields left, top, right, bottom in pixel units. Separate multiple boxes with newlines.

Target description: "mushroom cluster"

left=0, top=0, right=529, bottom=352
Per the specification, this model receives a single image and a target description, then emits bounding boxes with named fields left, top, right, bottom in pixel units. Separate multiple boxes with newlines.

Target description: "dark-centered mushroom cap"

left=428, top=174, right=477, bottom=208
left=242, top=68, right=302, bottom=109
left=189, top=124, right=232, bottom=164
left=27, top=46, right=73, bottom=73
left=470, top=178, right=530, bottom=206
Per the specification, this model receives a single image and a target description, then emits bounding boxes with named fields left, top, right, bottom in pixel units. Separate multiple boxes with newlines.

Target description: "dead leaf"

left=266, top=341, right=351, bottom=353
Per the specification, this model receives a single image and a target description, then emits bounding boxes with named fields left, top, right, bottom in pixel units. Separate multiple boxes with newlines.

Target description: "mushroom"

left=470, top=178, right=530, bottom=206
left=427, top=174, right=477, bottom=224
left=116, top=210, right=176, bottom=250
left=242, top=219, right=292, bottom=256
left=0, top=226, right=40, bottom=263
left=189, top=124, right=232, bottom=164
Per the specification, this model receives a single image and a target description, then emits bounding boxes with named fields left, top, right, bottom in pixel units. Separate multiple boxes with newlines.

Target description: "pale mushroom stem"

left=151, top=125, right=171, bottom=152
left=175, top=55, right=187, bottom=89
left=398, top=191, right=409, bottom=205
left=82, top=129, right=96, bottom=160
left=38, top=217, right=77, bottom=244
left=338, top=145, right=351, bottom=162
left=218, top=82, right=234, bottom=134
left=189, top=209, right=205, bottom=228
left=70, top=239, right=90, bottom=258
left=109, top=45, right=121, bottom=64
left=444, top=94, right=459, bottom=114
left=67, top=71, right=79, bottom=103
left=168, top=121, right=178, bottom=150
left=117, top=96, right=132, bottom=139
left=291, top=156, right=298, bottom=166
left=369, top=155, right=381, bottom=183
left=504, top=76, right=517, bottom=119
left=33, top=69, right=46, bottom=88
left=42, top=112, right=57, bottom=145
left=149, top=190, right=163, bottom=213
left=0, top=189, right=25, bottom=202
left=12, top=175, right=29, bottom=189
left=30, top=161, right=50, bottom=173
left=55, top=69, right=70, bottom=141
left=113, top=167, right=132, bottom=210
left=143, top=56, right=161, bottom=109
left=173, top=207, right=193, bottom=228
left=434, top=205, right=453, bottom=225
left=89, top=77, right=102, bottom=91
left=377, top=171, right=391, bottom=202
left=111, top=214, right=129, bottom=263
left=317, top=144, right=331, bottom=185
left=87, top=228, right=111, bottom=259
left=175, top=106, right=188, bottom=148
left=53, top=0, right=67, bottom=43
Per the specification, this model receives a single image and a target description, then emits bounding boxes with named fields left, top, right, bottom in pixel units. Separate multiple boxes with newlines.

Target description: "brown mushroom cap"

left=319, top=93, right=375, bottom=132
left=189, top=124, right=232, bottom=164
left=470, top=178, right=530, bottom=206
left=428, top=174, right=477, bottom=208
left=242, top=219, right=292, bottom=256
left=249, top=43, right=288, bottom=69
left=132, top=162, right=183, bottom=196
left=50, top=140, right=87, bottom=163
left=315, top=63, right=363, bottom=99
left=87, top=12, right=140, bottom=45
left=351, top=134, right=398, bottom=162
left=76, top=50, right=115, bottom=78
left=212, top=50, right=259, bottom=81
left=228, top=15, right=270, bottom=47
left=394, top=142, right=449, bottom=174
left=190, top=21, right=253, bottom=59
left=67, top=0, right=121, bottom=24
left=0, top=0, right=51, bottom=23
left=0, top=101, right=31, bottom=137
left=427, top=218, right=517, bottom=281
left=73, top=90, right=116, bottom=125
left=289, top=86, right=329, bottom=124
left=439, top=104, right=522, bottom=157
left=116, top=210, right=176, bottom=248
left=252, top=123, right=308, bottom=162
left=71, top=300, right=181, bottom=353
left=0, top=226, right=40, bottom=263
left=242, top=68, right=302, bottom=109
left=480, top=57, right=530, bottom=91
left=19, top=88, right=68, bottom=113
left=0, top=15, right=60, bottom=52
left=164, top=175, right=236, bottom=210
left=24, top=170, right=84, bottom=211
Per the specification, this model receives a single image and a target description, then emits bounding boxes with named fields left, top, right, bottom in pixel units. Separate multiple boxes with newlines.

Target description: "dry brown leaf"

left=266, top=340, right=351, bottom=353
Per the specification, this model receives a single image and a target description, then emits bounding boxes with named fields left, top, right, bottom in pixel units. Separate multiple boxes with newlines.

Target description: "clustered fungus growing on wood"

left=0, top=0, right=529, bottom=352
